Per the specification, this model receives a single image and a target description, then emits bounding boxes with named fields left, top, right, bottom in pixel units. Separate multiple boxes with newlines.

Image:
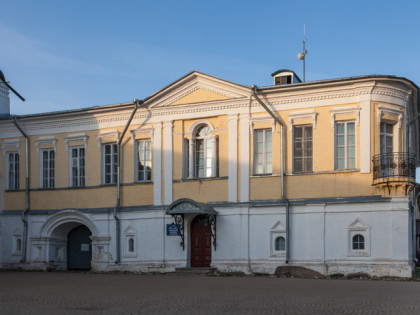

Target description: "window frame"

left=253, top=128, right=272, bottom=175
left=102, top=143, right=118, bottom=185
left=69, top=146, right=85, bottom=187
left=6, top=152, right=19, bottom=190
left=40, top=149, right=55, bottom=189
left=293, top=125, right=313, bottom=173
left=135, top=139, right=152, bottom=182
left=380, top=122, right=394, bottom=155
left=334, top=121, right=356, bottom=170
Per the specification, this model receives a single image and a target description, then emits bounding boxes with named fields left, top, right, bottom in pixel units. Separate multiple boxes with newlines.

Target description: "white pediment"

left=348, top=218, right=369, bottom=230
left=123, top=225, right=136, bottom=234
left=270, top=220, right=286, bottom=232
left=145, top=71, right=250, bottom=108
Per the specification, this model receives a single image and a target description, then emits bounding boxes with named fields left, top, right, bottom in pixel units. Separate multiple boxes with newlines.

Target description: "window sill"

left=173, top=176, right=228, bottom=183
left=270, top=252, right=286, bottom=257
left=288, top=169, right=360, bottom=176
left=347, top=251, right=370, bottom=257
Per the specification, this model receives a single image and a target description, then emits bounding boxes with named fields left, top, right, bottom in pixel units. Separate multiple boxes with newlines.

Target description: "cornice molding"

left=96, top=130, right=119, bottom=148
left=329, top=106, right=361, bottom=127
left=288, top=109, right=317, bottom=131
left=64, top=133, right=88, bottom=151
left=249, top=115, right=275, bottom=134
left=35, top=136, right=57, bottom=153
left=130, top=125, right=154, bottom=143
left=377, top=104, right=404, bottom=128
left=1, top=138, right=20, bottom=157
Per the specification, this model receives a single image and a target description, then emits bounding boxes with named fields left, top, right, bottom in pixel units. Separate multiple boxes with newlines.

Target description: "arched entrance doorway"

left=191, top=215, right=212, bottom=267
left=67, top=225, right=92, bottom=270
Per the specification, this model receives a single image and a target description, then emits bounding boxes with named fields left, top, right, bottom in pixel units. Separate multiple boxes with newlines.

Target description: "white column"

left=228, top=115, right=238, bottom=202
left=240, top=114, right=250, bottom=202
left=188, top=138, right=194, bottom=179
left=153, top=123, right=162, bottom=206
left=211, top=135, right=218, bottom=177
left=359, top=93, right=372, bottom=173
left=163, top=121, right=173, bottom=205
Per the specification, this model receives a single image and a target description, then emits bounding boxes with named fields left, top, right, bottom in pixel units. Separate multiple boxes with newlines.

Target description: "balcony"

left=372, top=152, right=416, bottom=187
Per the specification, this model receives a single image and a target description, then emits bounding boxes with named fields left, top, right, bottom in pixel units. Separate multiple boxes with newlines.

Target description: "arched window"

left=275, top=236, right=286, bottom=251
left=128, top=238, right=134, bottom=252
left=185, top=122, right=218, bottom=179
left=352, top=234, right=364, bottom=250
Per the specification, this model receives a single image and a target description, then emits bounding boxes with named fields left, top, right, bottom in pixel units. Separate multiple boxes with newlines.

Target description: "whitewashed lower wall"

left=0, top=197, right=414, bottom=277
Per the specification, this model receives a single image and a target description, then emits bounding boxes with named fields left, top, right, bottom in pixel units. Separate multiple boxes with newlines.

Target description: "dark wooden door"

left=67, top=225, right=92, bottom=270
left=191, top=215, right=212, bottom=267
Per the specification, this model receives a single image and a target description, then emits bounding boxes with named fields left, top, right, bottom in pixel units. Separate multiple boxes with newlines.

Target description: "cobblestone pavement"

left=1, top=271, right=420, bottom=314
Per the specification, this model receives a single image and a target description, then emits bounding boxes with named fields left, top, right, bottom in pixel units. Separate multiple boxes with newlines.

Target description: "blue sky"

left=1, top=0, right=420, bottom=115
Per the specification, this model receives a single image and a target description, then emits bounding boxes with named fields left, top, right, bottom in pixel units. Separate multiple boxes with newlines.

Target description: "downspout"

left=11, top=116, right=29, bottom=263
left=114, top=99, right=142, bottom=264
left=251, top=86, right=291, bottom=264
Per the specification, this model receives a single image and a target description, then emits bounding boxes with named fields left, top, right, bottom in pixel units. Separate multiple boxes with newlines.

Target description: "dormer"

left=271, top=69, right=302, bottom=86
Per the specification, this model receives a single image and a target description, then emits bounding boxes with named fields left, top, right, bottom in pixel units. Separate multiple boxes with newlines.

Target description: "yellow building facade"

left=0, top=70, right=419, bottom=276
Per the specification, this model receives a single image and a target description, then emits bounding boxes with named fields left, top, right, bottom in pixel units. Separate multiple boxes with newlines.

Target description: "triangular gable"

left=145, top=71, right=250, bottom=109
left=170, top=88, right=229, bottom=105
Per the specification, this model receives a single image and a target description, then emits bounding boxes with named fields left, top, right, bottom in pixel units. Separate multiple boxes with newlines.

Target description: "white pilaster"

left=153, top=123, right=162, bottom=206
left=228, top=115, right=238, bottom=202
left=211, top=135, right=218, bottom=177
left=240, top=114, right=250, bottom=202
left=359, top=93, right=372, bottom=173
left=163, top=121, right=173, bottom=205
left=188, top=138, right=194, bottom=179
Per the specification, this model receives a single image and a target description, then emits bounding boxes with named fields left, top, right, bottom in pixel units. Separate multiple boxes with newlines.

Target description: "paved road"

left=1, top=271, right=420, bottom=314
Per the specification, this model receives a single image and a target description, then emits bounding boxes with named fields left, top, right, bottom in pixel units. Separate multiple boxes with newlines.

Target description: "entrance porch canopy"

left=166, top=198, right=218, bottom=216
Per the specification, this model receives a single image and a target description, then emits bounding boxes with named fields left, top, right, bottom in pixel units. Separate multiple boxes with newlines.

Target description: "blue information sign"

left=166, top=224, right=180, bottom=236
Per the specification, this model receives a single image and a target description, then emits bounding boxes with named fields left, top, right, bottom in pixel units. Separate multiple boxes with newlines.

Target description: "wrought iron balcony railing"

left=372, top=152, right=416, bottom=183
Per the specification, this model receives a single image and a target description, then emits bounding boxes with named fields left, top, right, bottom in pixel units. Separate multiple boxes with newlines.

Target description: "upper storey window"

left=70, top=147, right=85, bottom=187
left=103, top=143, right=118, bottom=184
left=7, top=152, right=19, bottom=190
left=293, top=125, right=312, bottom=173
left=41, top=150, right=55, bottom=188
left=335, top=122, right=355, bottom=169
left=185, top=121, right=218, bottom=179
left=136, top=139, right=152, bottom=181
left=380, top=123, right=394, bottom=155
left=253, top=129, right=272, bottom=175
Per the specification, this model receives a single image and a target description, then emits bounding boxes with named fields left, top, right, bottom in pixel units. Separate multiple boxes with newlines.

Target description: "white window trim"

left=186, top=120, right=218, bottom=179
left=6, top=151, right=19, bottom=190
left=97, top=130, right=120, bottom=148
left=270, top=221, right=286, bottom=257
left=135, top=139, right=152, bottom=182
left=68, top=146, right=85, bottom=187
left=101, top=143, right=118, bottom=185
left=253, top=129, right=272, bottom=175
left=249, top=115, right=275, bottom=134
left=123, top=226, right=137, bottom=258
left=39, top=149, right=55, bottom=189
left=65, top=133, right=88, bottom=151
left=288, top=109, right=317, bottom=131
left=334, top=121, right=357, bottom=170
left=329, top=106, right=360, bottom=127
left=377, top=104, right=403, bottom=129
left=2, top=138, right=20, bottom=157
left=131, top=125, right=154, bottom=143
left=35, top=136, right=56, bottom=154
left=347, top=218, right=370, bottom=257
left=12, top=229, right=22, bottom=256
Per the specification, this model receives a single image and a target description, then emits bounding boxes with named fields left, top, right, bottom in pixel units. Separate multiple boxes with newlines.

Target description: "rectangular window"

left=293, top=125, right=312, bottom=173
left=253, top=129, right=272, bottom=175
left=103, top=143, right=118, bottom=184
left=70, top=147, right=85, bottom=187
left=7, top=152, right=19, bottom=190
left=41, top=149, right=55, bottom=188
left=137, top=139, right=152, bottom=181
left=380, top=123, right=393, bottom=155
left=335, top=122, right=355, bottom=169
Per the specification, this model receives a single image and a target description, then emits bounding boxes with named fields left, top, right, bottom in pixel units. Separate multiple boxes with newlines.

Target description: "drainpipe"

left=251, top=86, right=291, bottom=264
left=11, top=116, right=29, bottom=263
left=114, top=99, right=142, bottom=264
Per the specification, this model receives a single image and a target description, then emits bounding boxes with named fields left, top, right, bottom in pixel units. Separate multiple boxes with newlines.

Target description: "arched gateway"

left=166, top=198, right=217, bottom=268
